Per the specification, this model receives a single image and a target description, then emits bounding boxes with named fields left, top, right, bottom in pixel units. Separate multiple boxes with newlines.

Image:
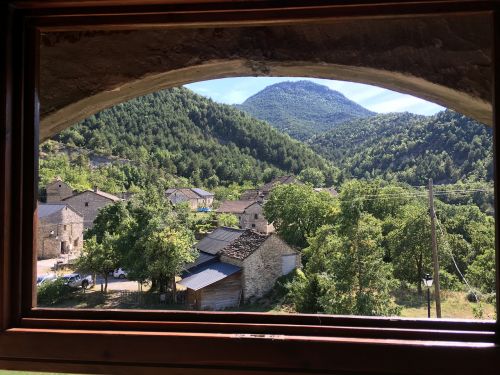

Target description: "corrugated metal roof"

left=196, top=227, right=245, bottom=255
left=191, top=188, right=214, bottom=197
left=38, top=203, right=67, bottom=218
left=178, top=262, right=241, bottom=291
left=183, top=251, right=217, bottom=273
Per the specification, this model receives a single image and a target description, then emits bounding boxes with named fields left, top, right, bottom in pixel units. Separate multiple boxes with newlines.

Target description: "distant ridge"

left=236, top=80, right=374, bottom=141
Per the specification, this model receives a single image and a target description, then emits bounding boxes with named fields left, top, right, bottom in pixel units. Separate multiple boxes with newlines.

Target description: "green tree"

left=218, top=213, right=239, bottom=228
left=298, top=167, right=325, bottom=187
left=76, top=234, right=119, bottom=293
left=466, top=248, right=495, bottom=294
left=292, top=214, right=399, bottom=316
left=264, top=184, right=338, bottom=248
left=386, top=204, right=433, bottom=294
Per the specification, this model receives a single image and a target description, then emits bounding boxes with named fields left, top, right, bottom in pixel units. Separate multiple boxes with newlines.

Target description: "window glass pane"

left=36, top=19, right=495, bottom=319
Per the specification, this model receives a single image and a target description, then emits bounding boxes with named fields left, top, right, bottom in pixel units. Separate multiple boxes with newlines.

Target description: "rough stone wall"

left=46, top=180, right=73, bottom=203
left=39, top=14, right=493, bottom=140
left=220, top=235, right=299, bottom=301
left=37, top=207, right=84, bottom=259
left=63, top=191, right=115, bottom=229
left=240, top=204, right=274, bottom=234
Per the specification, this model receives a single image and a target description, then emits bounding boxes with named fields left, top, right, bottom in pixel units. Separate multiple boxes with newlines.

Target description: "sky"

left=185, top=77, right=445, bottom=116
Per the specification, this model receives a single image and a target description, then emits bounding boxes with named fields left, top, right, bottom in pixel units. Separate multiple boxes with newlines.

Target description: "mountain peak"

left=237, top=80, right=374, bottom=141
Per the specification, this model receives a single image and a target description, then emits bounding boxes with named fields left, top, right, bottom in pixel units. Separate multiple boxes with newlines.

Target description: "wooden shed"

left=178, top=262, right=242, bottom=311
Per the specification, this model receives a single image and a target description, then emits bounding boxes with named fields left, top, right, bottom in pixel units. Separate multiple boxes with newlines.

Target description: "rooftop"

left=196, top=227, right=245, bottom=255
left=63, top=188, right=121, bottom=202
left=178, top=262, right=241, bottom=291
left=216, top=200, right=257, bottom=214
left=260, top=175, right=301, bottom=192
left=38, top=203, right=68, bottom=218
left=221, top=230, right=270, bottom=260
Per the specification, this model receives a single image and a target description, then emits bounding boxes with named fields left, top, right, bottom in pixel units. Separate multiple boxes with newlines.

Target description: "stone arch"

left=40, top=15, right=492, bottom=140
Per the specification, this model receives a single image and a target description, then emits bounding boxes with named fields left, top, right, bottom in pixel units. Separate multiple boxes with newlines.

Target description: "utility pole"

left=428, top=178, right=442, bottom=318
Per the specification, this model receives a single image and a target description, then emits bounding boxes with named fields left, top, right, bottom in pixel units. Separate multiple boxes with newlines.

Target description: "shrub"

left=37, top=278, right=76, bottom=306
left=439, top=269, right=463, bottom=291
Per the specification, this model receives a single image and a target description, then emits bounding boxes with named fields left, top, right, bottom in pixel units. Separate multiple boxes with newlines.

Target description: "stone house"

left=217, top=200, right=274, bottom=234
left=62, top=187, right=121, bottom=229
left=220, top=231, right=300, bottom=302
left=165, top=188, right=214, bottom=210
left=37, top=203, right=84, bottom=259
left=46, top=177, right=73, bottom=203
left=240, top=175, right=302, bottom=202
left=180, top=228, right=300, bottom=309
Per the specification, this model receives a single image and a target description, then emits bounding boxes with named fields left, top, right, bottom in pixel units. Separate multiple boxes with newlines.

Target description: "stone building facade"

left=217, top=200, right=274, bottom=234
left=239, top=202, right=275, bottom=234
left=220, top=232, right=300, bottom=301
left=62, top=188, right=121, bottom=229
left=46, top=177, right=73, bottom=203
left=37, top=203, right=84, bottom=259
left=166, top=188, right=214, bottom=211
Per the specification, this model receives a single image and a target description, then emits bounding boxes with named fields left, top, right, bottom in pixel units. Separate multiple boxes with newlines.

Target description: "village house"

left=45, top=177, right=74, bottom=203
left=217, top=200, right=274, bottom=234
left=220, top=231, right=300, bottom=302
left=240, top=175, right=302, bottom=202
left=62, top=187, right=122, bottom=229
left=165, top=188, right=214, bottom=211
left=179, top=227, right=300, bottom=310
left=37, top=203, right=84, bottom=259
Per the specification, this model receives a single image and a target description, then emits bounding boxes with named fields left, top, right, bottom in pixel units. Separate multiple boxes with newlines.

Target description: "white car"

left=113, top=268, right=128, bottom=279
left=36, top=273, right=56, bottom=286
left=62, top=273, right=93, bottom=289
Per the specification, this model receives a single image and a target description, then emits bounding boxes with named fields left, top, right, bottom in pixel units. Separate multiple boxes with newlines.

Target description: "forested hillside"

left=236, top=81, right=374, bottom=140
left=46, top=87, right=339, bottom=192
left=309, top=110, right=493, bottom=185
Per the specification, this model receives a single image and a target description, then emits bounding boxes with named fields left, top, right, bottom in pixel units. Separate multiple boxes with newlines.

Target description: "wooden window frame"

left=1, top=0, right=500, bottom=373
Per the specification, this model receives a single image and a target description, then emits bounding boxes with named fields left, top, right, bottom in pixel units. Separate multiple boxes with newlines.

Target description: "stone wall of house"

left=220, top=235, right=300, bottom=301
left=63, top=191, right=115, bottom=229
left=240, top=203, right=274, bottom=234
left=37, top=207, right=84, bottom=259
left=46, top=180, right=73, bottom=203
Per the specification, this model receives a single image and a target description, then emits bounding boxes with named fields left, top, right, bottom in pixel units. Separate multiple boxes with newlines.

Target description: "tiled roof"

left=239, top=190, right=262, bottom=201
left=260, top=175, right=300, bottom=192
left=166, top=188, right=214, bottom=199
left=196, top=227, right=245, bottom=255
left=94, top=189, right=122, bottom=202
left=216, top=200, right=256, bottom=214
left=178, top=262, right=241, bottom=291
left=220, top=230, right=270, bottom=260
left=63, top=189, right=121, bottom=202
left=38, top=203, right=67, bottom=218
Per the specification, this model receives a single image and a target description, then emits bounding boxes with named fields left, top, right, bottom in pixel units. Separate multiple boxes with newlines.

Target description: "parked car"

left=197, top=207, right=212, bottom=212
left=113, top=268, right=128, bottom=279
left=61, top=273, right=93, bottom=289
left=36, top=273, right=56, bottom=286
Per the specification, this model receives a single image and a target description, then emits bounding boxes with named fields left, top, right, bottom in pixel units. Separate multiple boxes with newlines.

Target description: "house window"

left=254, top=214, right=258, bottom=219
left=63, top=225, right=67, bottom=231
left=73, top=238, right=79, bottom=247
left=251, top=224, right=256, bottom=228
left=85, top=202, right=89, bottom=207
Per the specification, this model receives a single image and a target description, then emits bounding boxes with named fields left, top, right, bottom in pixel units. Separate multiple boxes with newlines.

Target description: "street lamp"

left=422, top=273, right=433, bottom=318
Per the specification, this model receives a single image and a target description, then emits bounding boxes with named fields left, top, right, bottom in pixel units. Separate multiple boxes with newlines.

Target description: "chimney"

left=93, top=185, right=98, bottom=192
